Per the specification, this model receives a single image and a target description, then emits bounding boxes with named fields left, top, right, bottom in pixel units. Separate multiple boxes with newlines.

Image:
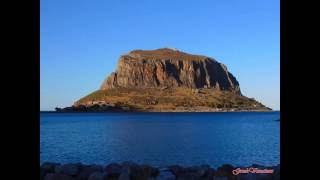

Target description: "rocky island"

left=56, top=48, right=271, bottom=112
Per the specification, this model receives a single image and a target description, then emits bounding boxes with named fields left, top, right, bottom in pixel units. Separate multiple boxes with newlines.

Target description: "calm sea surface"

left=40, top=112, right=280, bottom=168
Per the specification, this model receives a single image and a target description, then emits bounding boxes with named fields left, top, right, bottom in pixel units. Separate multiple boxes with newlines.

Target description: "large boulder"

left=156, top=168, right=175, bottom=180
left=186, top=164, right=211, bottom=177
left=129, top=164, right=159, bottom=180
left=45, top=173, right=74, bottom=180
left=215, top=164, right=236, bottom=180
left=104, top=163, right=122, bottom=178
left=54, top=163, right=81, bottom=176
left=118, top=167, right=130, bottom=180
left=76, top=164, right=103, bottom=180
left=213, top=177, right=228, bottom=180
left=88, top=172, right=108, bottom=180
left=176, top=172, right=200, bottom=180
left=41, top=167, right=46, bottom=180
left=202, top=167, right=216, bottom=180
left=273, top=164, right=280, bottom=180
left=41, top=162, right=61, bottom=173
left=170, top=164, right=212, bottom=180
left=169, top=165, right=185, bottom=177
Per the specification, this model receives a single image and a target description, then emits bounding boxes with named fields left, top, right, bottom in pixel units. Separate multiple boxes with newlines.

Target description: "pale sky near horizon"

left=40, top=0, right=279, bottom=110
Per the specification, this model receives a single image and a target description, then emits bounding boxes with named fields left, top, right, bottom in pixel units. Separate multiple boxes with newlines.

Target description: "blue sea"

left=40, top=112, right=280, bottom=168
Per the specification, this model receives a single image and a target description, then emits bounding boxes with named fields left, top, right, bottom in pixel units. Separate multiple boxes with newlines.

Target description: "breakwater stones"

left=40, top=162, right=280, bottom=180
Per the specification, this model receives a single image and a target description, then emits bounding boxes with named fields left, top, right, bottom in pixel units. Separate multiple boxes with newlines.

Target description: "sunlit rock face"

left=100, top=48, right=241, bottom=95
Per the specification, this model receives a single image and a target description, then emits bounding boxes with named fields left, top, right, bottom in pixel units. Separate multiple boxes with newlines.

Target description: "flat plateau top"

left=121, top=48, right=211, bottom=62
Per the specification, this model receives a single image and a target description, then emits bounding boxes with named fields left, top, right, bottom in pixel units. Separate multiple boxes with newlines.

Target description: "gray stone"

left=118, top=169, right=130, bottom=180
left=169, top=165, right=185, bottom=177
left=188, top=164, right=210, bottom=177
left=237, top=173, right=257, bottom=180
left=177, top=172, right=200, bottom=180
left=128, top=164, right=153, bottom=180
left=41, top=162, right=61, bottom=173
left=256, top=173, right=274, bottom=180
left=202, top=168, right=215, bottom=180
left=41, top=167, right=46, bottom=180
left=76, top=165, right=103, bottom=180
left=54, top=164, right=80, bottom=176
left=213, top=176, right=228, bottom=180
left=215, top=164, right=234, bottom=177
left=88, top=172, right=107, bottom=180
left=104, top=163, right=122, bottom=177
left=273, top=164, right=280, bottom=180
left=45, top=173, right=74, bottom=180
left=156, top=169, right=175, bottom=180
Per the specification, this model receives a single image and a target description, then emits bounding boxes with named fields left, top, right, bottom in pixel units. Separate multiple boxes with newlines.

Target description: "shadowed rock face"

left=100, top=48, right=241, bottom=94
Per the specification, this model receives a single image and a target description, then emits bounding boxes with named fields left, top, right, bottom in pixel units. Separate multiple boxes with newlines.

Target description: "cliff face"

left=100, top=48, right=241, bottom=94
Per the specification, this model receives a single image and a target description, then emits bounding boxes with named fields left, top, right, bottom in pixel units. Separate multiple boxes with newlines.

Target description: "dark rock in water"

left=42, top=162, right=61, bottom=173
left=120, top=163, right=131, bottom=178
left=88, top=172, right=108, bottom=180
left=255, top=173, right=274, bottom=180
left=275, top=119, right=280, bottom=121
left=126, top=164, right=157, bottom=180
left=104, top=163, right=122, bottom=178
left=156, top=169, right=175, bottom=180
left=187, top=164, right=211, bottom=177
left=169, top=165, right=185, bottom=177
left=202, top=168, right=216, bottom=180
left=54, top=163, right=80, bottom=176
left=140, top=165, right=159, bottom=177
left=272, top=164, right=280, bottom=180
left=213, top=176, right=228, bottom=180
left=45, top=173, right=74, bottom=180
left=215, top=164, right=236, bottom=179
left=41, top=167, right=46, bottom=180
left=176, top=172, right=201, bottom=180
left=117, top=161, right=148, bottom=180
left=76, top=165, right=102, bottom=180
left=237, top=173, right=256, bottom=180
left=273, top=164, right=280, bottom=172
left=118, top=168, right=130, bottom=180
left=171, top=164, right=213, bottom=180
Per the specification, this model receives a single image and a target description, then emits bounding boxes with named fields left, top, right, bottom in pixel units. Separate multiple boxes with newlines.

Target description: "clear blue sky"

left=40, top=0, right=279, bottom=110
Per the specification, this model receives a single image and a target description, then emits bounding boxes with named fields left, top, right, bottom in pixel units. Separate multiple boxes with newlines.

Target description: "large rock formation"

left=100, top=48, right=241, bottom=94
left=56, top=48, right=271, bottom=112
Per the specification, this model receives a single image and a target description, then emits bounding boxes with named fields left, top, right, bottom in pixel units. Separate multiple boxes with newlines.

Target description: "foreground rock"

left=40, top=162, right=280, bottom=180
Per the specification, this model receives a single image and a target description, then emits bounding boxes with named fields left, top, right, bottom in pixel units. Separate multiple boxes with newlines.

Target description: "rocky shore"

left=40, top=162, right=280, bottom=180
left=55, top=105, right=272, bottom=113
